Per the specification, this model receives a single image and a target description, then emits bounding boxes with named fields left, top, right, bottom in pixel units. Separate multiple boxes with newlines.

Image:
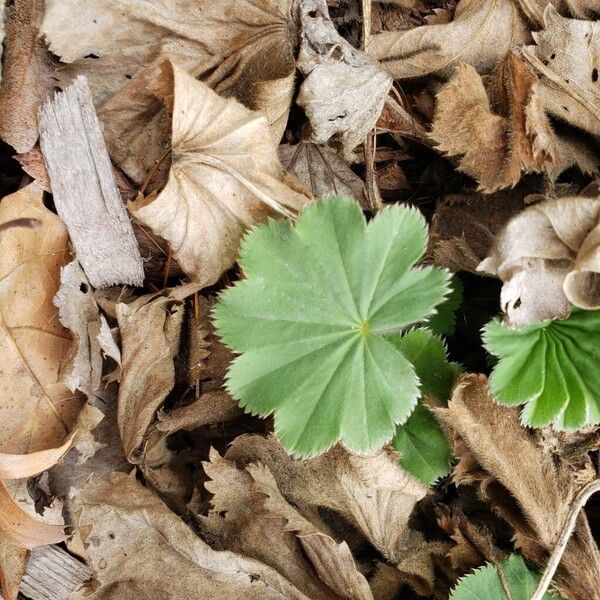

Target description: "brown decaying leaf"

left=0, top=0, right=53, bottom=154
left=366, top=0, right=530, bottom=80
left=41, top=0, right=296, bottom=183
left=202, top=449, right=372, bottom=600
left=430, top=54, right=555, bottom=192
left=478, top=196, right=600, bottom=327
left=116, top=291, right=185, bottom=463
left=522, top=6, right=600, bottom=138
left=129, top=61, right=310, bottom=288
left=68, top=473, right=311, bottom=600
left=437, top=374, right=600, bottom=600
left=279, top=142, right=367, bottom=206
left=296, top=0, right=392, bottom=159
left=224, top=435, right=445, bottom=596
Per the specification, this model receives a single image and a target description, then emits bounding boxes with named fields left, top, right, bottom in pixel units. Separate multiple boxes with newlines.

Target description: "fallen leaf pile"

left=2, top=0, right=600, bottom=599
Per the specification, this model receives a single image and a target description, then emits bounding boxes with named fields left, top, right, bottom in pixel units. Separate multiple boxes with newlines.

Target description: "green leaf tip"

left=450, top=554, right=564, bottom=600
left=483, top=308, right=600, bottom=430
left=214, top=196, right=451, bottom=458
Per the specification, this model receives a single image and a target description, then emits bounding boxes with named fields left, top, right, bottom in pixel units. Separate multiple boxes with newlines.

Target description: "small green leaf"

left=387, top=329, right=459, bottom=484
left=483, top=309, right=600, bottom=429
left=425, top=275, right=463, bottom=336
left=214, top=197, right=450, bottom=457
left=450, top=554, right=564, bottom=600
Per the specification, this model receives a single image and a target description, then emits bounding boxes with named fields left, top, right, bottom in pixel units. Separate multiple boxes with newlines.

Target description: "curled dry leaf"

left=437, top=374, right=600, bottom=600
left=478, top=196, right=600, bottom=327
left=129, top=61, right=310, bottom=287
left=69, top=473, right=311, bottom=600
left=430, top=55, right=555, bottom=192
left=279, top=142, right=367, bottom=206
left=225, top=435, right=444, bottom=595
left=367, top=0, right=530, bottom=80
left=41, top=0, right=297, bottom=182
left=202, top=450, right=372, bottom=600
left=0, top=0, right=53, bottom=154
left=522, top=7, right=600, bottom=138
left=116, top=290, right=185, bottom=463
left=296, top=0, right=392, bottom=159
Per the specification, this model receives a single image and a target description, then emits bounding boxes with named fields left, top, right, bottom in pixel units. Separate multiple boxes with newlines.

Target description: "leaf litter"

left=2, top=1, right=600, bottom=599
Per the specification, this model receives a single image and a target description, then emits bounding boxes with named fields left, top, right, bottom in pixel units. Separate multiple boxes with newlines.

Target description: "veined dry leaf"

left=431, top=55, right=555, bottom=192
left=225, top=435, right=443, bottom=595
left=437, top=375, right=600, bottom=600
left=296, top=0, right=392, bottom=159
left=367, top=0, right=530, bottom=80
left=41, top=0, right=297, bottom=182
left=279, top=142, right=367, bottom=206
left=202, top=450, right=372, bottom=600
left=116, top=291, right=185, bottom=463
left=522, top=7, right=600, bottom=138
left=478, top=196, right=600, bottom=327
left=129, top=61, right=310, bottom=287
left=54, top=260, right=103, bottom=394
left=0, top=0, right=53, bottom=154
left=0, top=544, right=26, bottom=600
left=69, top=473, right=310, bottom=600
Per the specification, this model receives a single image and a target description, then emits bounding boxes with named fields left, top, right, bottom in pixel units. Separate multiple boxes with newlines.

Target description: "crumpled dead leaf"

left=68, top=472, right=312, bottom=600
left=430, top=54, right=555, bottom=192
left=41, top=0, right=297, bottom=183
left=522, top=6, right=600, bottom=138
left=0, top=0, right=53, bottom=154
left=202, top=449, right=373, bottom=600
left=116, top=290, right=185, bottom=463
left=224, top=435, right=445, bottom=596
left=436, top=374, right=600, bottom=600
left=128, top=61, right=310, bottom=287
left=478, top=195, right=600, bottom=327
left=367, top=0, right=530, bottom=80
left=296, top=0, right=392, bottom=159
left=279, top=142, right=367, bottom=206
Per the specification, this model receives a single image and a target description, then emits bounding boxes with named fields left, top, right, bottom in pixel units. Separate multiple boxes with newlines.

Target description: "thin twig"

left=494, top=561, right=514, bottom=600
left=531, top=478, right=600, bottom=600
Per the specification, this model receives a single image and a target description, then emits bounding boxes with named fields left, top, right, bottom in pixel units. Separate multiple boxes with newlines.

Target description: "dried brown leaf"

left=296, top=0, right=392, bottom=159
left=437, top=374, right=600, bottom=600
left=478, top=196, right=600, bottom=326
left=367, top=0, right=530, bottom=80
left=41, top=0, right=297, bottom=183
left=0, top=0, right=53, bottom=154
left=128, top=61, right=310, bottom=287
left=431, top=55, right=555, bottom=192
left=69, top=473, right=310, bottom=600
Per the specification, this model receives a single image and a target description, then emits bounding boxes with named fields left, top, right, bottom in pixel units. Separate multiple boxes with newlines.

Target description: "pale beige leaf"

left=437, top=374, right=600, bottom=600
left=478, top=196, right=600, bottom=326
left=0, top=0, right=53, bottom=154
left=296, top=0, right=392, bottom=159
left=0, top=480, right=67, bottom=550
left=0, top=542, right=27, bottom=600
left=54, top=260, right=103, bottom=394
left=68, top=473, right=309, bottom=600
left=279, top=142, right=367, bottom=206
left=129, top=61, right=310, bottom=287
left=41, top=0, right=296, bottom=182
left=225, top=435, right=440, bottom=594
left=431, top=56, right=555, bottom=192
left=116, top=291, right=184, bottom=463
left=523, top=6, right=600, bottom=137
left=202, top=450, right=361, bottom=600
left=0, top=184, right=82, bottom=456
left=367, top=0, right=530, bottom=80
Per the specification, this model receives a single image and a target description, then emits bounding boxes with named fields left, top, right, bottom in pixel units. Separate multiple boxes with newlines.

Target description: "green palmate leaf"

left=425, top=275, right=463, bottom=336
left=387, top=329, right=459, bottom=484
left=450, top=554, right=563, bottom=600
left=483, top=309, right=600, bottom=430
left=214, top=196, right=450, bottom=457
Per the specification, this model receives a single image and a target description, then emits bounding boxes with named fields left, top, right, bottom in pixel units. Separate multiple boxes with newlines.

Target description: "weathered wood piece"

left=39, top=76, right=144, bottom=289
